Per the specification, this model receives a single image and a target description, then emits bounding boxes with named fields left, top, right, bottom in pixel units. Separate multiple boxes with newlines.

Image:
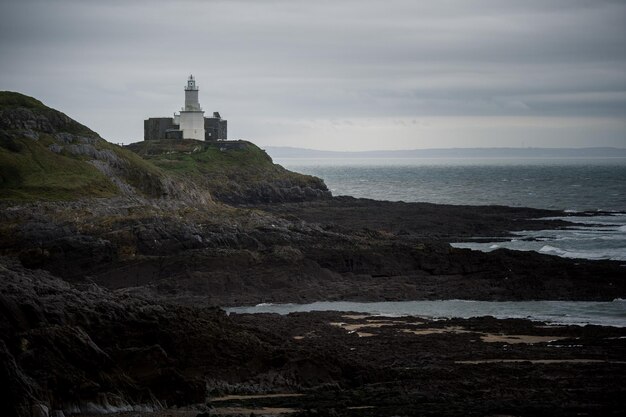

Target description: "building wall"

left=204, top=117, right=227, bottom=141
left=179, top=111, right=205, bottom=140
left=184, top=89, right=200, bottom=111
left=145, top=115, right=227, bottom=141
left=144, top=118, right=175, bottom=141
left=218, top=119, right=227, bottom=140
left=165, top=129, right=183, bottom=140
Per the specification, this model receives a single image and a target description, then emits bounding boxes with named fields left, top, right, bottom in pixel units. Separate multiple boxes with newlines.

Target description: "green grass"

left=127, top=139, right=324, bottom=195
left=149, top=143, right=276, bottom=176
left=0, top=91, right=176, bottom=201
left=0, top=136, right=119, bottom=201
left=0, top=91, right=47, bottom=110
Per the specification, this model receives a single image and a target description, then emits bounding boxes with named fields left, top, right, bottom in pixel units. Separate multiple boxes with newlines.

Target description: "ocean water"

left=276, top=158, right=626, bottom=211
left=277, top=158, right=626, bottom=262
left=226, top=299, right=626, bottom=327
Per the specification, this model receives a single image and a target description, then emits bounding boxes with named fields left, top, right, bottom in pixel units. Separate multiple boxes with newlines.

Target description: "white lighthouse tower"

left=178, top=75, right=205, bottom=140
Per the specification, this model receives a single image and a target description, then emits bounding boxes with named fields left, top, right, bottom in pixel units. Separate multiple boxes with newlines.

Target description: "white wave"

left=539, top=245, right=565, bottom=255
left=458, top=212, right=626, bottom=261
left=538, top=245, right=626, bottom=261
left=543, top=215, right=626, bottom=225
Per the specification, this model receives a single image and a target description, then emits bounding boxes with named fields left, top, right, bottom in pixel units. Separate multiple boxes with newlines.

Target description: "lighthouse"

left=178, top=74, right=205, bottom=140
left=144, top=75, right=227, bottom=141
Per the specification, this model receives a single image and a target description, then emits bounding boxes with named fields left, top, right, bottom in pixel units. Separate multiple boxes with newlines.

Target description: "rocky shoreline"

left=1, top=195, right=626, bottom=416
left=2, top=255, right=625, bottom=417
left=3, top=91, right=625, bottom=416
left=2, top=196, right=623, bottom=306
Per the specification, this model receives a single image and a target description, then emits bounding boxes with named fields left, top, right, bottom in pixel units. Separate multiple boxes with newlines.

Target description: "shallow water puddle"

left=227, top=299, right=626, bottom=327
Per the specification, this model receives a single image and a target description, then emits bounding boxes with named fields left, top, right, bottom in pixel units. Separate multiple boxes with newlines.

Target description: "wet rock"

left=19, top=235, right=114, bottom=279
left=31, top=404, right=48, bottom=417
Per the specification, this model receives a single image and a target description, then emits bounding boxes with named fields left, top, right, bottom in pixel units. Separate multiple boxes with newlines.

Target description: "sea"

left=275, top=157, right=626, bottom=211
left=276, top=157, right=626, bottom=262
left=258, top=157, right=626, bottom=326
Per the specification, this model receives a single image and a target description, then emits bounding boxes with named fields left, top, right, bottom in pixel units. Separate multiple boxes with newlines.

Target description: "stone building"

left=144, top=75, right=227, bottom=141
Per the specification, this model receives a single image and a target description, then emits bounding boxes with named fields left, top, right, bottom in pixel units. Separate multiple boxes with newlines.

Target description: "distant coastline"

left=264, top=146, right=626, bottom=159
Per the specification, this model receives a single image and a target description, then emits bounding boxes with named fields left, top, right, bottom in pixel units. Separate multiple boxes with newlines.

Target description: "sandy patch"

left=365, top=319, right=409, bottom=325
left=331, top=321, right=577, bottom=346
left=399, top=328, right=567, bottom=345
left=330, top=319, right=408, bottom=332
left=292, top=331, right=318, bottom=340
left=342, top=314, right=370, bottom=320
left=329, top=322, right=386, bottom=331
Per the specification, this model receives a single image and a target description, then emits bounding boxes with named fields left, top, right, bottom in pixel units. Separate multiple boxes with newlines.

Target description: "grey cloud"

left=0, top=0, right=624, bottom=148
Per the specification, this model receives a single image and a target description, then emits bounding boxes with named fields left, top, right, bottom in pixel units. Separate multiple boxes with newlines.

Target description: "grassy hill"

left=126, top=139, right=330, bottom=204
left=0, top=133, right=119, bottom=200
left=0, top=91, right=329, bottom=205
left=0, top=92, right=187, bottom=202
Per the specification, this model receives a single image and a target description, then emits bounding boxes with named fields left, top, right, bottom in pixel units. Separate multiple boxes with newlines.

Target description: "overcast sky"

left=1, top=0, right=625, bottom=150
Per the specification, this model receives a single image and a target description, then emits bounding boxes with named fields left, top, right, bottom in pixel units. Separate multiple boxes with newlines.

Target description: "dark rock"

left=0, top=159, right=625, bottom=415
left=19, top=235, right=115, bottom=279
left=30, top=404, right=48, bottom=417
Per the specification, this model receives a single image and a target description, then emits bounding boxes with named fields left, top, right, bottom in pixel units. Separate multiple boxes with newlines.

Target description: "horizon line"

left=261, top=145, right=626, bottom=152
